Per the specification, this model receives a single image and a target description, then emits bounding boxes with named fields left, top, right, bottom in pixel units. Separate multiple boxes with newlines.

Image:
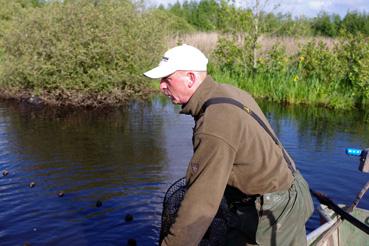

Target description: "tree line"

left=162, top=0, right=369, bottom=37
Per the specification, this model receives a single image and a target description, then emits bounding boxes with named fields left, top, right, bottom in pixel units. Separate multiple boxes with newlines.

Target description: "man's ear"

left=187, top=72, right=196, bottom=88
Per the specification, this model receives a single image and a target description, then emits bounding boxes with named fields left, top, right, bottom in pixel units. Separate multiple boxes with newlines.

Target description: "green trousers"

left=226, top=171, right=314, bottom=246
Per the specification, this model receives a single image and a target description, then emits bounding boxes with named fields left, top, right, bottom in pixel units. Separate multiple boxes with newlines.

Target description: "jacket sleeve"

left=161, top=133, right=236, bottom=246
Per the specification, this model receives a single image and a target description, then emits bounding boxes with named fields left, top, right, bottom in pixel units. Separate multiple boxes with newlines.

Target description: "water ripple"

left=0, top=99, right=368, bottom=244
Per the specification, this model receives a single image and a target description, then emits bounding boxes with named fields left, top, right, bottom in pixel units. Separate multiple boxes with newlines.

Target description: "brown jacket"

left=162, top=76, right=294, bottom=246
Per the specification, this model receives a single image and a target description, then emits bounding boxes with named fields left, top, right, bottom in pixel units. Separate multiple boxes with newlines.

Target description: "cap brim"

left=143, top=65, right=175, bottom=79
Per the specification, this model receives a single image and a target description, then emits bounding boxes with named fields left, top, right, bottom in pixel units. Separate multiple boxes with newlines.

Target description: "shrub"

left=212, top=36, right=243, bottom=75
left=0, top=1, right=25, bottom=52
left=212, top=33, right=256, bottom=77
left=336, top=33, right=369, bottom=100
left=258, top=43, right=289, bottom=75
left=0, top=0, right=44, bottom=35
left=0, top=0, right=167, bottom=97
left=296, top=40, right=342, bottom=84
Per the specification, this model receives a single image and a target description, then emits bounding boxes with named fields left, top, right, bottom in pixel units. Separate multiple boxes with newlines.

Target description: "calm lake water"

left=0, top=96, right=368, bottom=245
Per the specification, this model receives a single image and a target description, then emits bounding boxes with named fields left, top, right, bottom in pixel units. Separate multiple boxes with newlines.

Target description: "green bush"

left=258, top=43, right=289, bottom=75
left=212, top=33, right=256, bottom=77
left=0, top=0, right=167, bottom=97
left=337, top=33, right=369, bottom=100
left=0, top=0, right=44, bottom=33
left=1, top=1, right=23, bottom=45
left=212, top=37, right=243, bottom=74
left=296, top=40, right=342, bottom=84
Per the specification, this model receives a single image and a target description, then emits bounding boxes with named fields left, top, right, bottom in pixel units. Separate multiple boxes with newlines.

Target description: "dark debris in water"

left=96, top=200, right=102, bottom=207
left=127, top=239, right=137, bottom=246
left=125, top=214, right=134, bottom=222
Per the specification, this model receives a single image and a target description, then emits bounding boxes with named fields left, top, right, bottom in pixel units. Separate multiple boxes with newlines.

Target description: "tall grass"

left=209, top=68, right=356, bottom=110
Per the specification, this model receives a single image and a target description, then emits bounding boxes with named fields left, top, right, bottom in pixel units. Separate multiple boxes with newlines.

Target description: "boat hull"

left=307, top=205, right=369, bottom=246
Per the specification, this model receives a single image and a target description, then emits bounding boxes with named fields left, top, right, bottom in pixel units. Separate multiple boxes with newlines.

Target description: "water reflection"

left=4, top=101, right=170, bottom=189
left=0, top=97, right=368, bottom=245
left=0, top=98, right=182, bottom=245
left=260, top=101, right=369, bottom=150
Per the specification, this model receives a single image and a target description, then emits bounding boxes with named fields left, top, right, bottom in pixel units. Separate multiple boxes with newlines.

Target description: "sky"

left=147, top=0, right=369, bottom=18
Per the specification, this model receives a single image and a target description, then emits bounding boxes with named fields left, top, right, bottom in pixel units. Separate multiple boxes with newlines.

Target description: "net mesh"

left=159, top=177, right=230, bottom=246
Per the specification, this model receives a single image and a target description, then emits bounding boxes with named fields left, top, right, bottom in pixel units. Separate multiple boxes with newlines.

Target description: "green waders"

left=226, top=171, right=314, bottom=246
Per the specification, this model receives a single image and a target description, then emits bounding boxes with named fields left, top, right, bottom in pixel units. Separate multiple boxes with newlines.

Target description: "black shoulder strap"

left=201, top=97, right=296, bottom=173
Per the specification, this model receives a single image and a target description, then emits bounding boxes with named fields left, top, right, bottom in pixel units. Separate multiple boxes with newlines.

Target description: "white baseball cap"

left=144, top=44, right=208, bottom=79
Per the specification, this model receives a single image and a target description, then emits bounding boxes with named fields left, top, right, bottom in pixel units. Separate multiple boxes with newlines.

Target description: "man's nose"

left=159, top=81, right=167, bottom=92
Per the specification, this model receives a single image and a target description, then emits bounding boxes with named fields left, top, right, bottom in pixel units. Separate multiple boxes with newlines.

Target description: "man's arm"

left=162, top=133, right=236, bottom=246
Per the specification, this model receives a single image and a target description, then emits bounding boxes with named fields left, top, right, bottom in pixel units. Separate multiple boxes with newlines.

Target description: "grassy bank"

left=211, top=36, right=368, bottom=110
left=210, top=69, right=357, bottom=110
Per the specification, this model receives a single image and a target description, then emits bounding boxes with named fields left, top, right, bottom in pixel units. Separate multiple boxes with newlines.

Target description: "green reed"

left=210, top=68, right=356, bottom=110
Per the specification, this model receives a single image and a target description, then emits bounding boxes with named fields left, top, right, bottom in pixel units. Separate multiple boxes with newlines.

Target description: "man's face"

left=160, top=71, right=191, bottom=105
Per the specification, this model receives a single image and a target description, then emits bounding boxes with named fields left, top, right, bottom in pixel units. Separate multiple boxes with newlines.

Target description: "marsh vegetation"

left=0, top=0, right=368, bottom=109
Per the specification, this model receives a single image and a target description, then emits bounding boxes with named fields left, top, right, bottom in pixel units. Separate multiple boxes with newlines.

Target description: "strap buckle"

left=243, top=106, right=251, bottom=114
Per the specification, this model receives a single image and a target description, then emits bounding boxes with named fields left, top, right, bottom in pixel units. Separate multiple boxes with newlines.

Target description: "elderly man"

left=144, top=44, right=313, bottom=246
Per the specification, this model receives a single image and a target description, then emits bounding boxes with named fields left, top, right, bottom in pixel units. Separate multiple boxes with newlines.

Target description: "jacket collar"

left=180, top=75, right=217, bottom=117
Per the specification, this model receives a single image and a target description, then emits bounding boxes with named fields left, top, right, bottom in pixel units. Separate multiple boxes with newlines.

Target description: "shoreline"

left=1, top=82, right=362, bottom=113
left=0, top=86, right=362, bottom=115
left=0, top=87, right=158, bottom=110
